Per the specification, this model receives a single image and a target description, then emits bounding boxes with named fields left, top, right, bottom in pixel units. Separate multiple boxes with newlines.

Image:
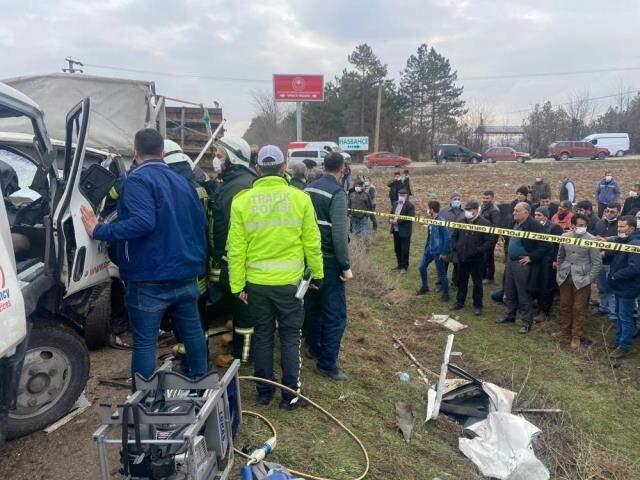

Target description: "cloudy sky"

left=2, top=0, right=640, bottom=135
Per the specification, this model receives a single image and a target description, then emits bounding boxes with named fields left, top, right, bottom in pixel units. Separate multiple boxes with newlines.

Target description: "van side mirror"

left=79, top=164, right=117, bottom=209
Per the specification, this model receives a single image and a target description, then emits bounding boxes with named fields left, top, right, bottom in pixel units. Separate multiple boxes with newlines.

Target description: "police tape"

left=348, top=209, right=640, bottom=254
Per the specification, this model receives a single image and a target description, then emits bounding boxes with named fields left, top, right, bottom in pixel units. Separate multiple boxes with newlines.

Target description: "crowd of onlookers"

left=346, top=169, right=640, bottom=360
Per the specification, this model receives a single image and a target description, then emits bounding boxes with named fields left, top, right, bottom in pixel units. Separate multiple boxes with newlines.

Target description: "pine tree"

left=348, top=44, right=388, bottom=135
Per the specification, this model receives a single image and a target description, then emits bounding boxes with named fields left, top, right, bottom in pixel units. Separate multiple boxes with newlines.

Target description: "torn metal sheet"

left=459, top=412, right=550, bottom=480
left=428, top=314, right=468, bottom=332
left=395, top=402, right=415, bottom=443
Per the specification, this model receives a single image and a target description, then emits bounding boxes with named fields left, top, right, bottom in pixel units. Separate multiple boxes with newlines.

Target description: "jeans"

left=351, top=216, right=370, bottom=250
left=597, top=264, right=617, bottom=319
left=305, top=257, right=347, bottom=372
left=615, top=295, right=635, bottom=351
left=419, top=252, right=449, bottom=296
left=247, top=283, right=303, bottom=402
left=126, top=279, right=208, bottom=391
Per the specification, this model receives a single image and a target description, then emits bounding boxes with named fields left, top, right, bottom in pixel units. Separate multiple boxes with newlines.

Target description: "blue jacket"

left=424, top=213, right=452, bottom=255
left=93, top=160, right=207, bottom=282
left=607, top=230, right=640, bottom=298
left=595, top=179, right=621, bottom=205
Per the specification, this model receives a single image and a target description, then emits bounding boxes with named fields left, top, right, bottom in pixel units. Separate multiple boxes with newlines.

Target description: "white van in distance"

left=582, top=133, right=630, bottom=157
left=287, top=141, right=351, bottom=168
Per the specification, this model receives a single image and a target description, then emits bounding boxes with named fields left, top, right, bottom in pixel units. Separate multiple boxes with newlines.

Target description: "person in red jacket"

left=551, top=201, right=574, bottom=231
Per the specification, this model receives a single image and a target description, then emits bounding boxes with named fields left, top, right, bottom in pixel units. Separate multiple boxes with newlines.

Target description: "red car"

left=483, top=146, right=531, bottom=163
left=364, top=151, right=412, bottom=167
left=548, top=141, right=609, bottom=160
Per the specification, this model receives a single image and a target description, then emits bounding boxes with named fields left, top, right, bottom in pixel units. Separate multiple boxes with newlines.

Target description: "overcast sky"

left=2, top=0, right=640, bottom=135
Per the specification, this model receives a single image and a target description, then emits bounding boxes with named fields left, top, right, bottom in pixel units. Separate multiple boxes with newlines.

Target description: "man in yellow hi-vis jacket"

left=227, top=145, right=323, bottom=410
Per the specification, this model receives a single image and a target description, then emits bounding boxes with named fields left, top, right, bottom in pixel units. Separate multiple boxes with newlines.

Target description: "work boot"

left=609, top=347, right=628, bottom=359
left=315, top=366, right=349, bottom=381
left=534, top=313, right=549, bottom=323
left=279, top=396, right=309, bottom=411
left=570, top=336, right=581, bottom=349
left=257, top=392, right=274, bottom=406
left=496, top=314, right=515, bottom=324
left=416, top=286, right=430, bottom=296
left=551, top=330, right=569, bottom=339
left=519, top=324, right=531, bottom=334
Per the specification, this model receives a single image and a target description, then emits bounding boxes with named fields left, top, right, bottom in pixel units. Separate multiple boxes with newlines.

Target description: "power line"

left=460, top=66, right=640, bottom=81
left=506, top=89, right=640, bottom=115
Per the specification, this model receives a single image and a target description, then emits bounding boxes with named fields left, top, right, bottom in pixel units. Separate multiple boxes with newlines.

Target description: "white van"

left=582, top=133, right=630, bottom=157
left=286, top=141, right=351, bottom=168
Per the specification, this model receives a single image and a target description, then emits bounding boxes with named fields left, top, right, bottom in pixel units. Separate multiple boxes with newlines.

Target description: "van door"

left=51, top=98, right=111, bottom=297
left=0, top=184, right=27, bottom=359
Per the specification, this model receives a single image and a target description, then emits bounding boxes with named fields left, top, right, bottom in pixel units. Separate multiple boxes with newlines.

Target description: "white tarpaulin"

left=0, top=74, right=164, bottom=155
left=459, top=412, right=550, bottom=480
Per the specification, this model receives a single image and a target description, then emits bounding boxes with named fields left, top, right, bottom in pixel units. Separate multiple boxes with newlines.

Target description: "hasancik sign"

left=273, top=74, right=324, bottom=102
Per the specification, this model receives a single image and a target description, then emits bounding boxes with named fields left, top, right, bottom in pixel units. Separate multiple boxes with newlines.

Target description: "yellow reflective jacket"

left=227, top=175, right=324, bottom=293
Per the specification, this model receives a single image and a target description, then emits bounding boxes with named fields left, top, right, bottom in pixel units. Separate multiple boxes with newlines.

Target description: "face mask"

left=464, top=210, right=475, bottom=219
left=451, top=200, right=462, bottom=208
left=535, top=178, right=542, bottom=182
left=605, top=175, right=613, bottom=182
left=618, top=233, right=628, bottom=239
left=606, top=213, right=617, bottom=221
left=355, top=186, right=363, bottom=192
left=394, top=176, right=400, bottom=181
left=399, top=195, right=408, bottom=202
left=539, top=220, right=546, bottom=225
left=629, top=191, right=638, bottom=198
left=212, top=157, right=223, bottom=173
left=575, top=227, right=587, bottom=235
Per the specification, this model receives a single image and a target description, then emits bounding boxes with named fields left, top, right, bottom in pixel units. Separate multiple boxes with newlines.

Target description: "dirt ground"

left=2, top=157, right=640, bottom=479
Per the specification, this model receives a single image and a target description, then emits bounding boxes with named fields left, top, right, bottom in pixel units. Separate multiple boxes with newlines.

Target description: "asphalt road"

left=402, top=154, right=640, bottom=168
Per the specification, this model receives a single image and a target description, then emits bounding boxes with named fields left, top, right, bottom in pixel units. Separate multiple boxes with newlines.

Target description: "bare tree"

left=566, top=90, right=596, bottom=139
left=244, top=90, right=294, bottom=151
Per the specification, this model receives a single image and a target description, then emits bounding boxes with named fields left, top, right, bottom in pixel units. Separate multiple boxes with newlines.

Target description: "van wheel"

left=598, top=152, right=607, bottom=160
left=616, top=150, right=624, bottom=157
left=560, top=153, right=569, bottom=161
left=7, top=322, right=90, bottom=439
left=84, top=282, right=112, bottom=350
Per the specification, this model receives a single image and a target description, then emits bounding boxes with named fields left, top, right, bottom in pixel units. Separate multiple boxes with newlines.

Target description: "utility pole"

left=373, top=82, right=382, bottom=153
left=296, top=102, right=302, bottom=141
left=62, top=57, right=83, bottom=74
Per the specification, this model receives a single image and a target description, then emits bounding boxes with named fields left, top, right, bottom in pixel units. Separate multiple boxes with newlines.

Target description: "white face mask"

left=212, top=157, right=222, bottom=173
left=575, top=227, right=587, bottom=235
left=535, top=177, right=542, bottom=182
left=464, top=210, right=475, bottom=219
left=539, top=220, right=546, bottom=225
left=398, top=195, right=408, bottom=202
left=355, top=186, right=363, bottom=192
left=605, top=175, right=613, bottom=182
left=618, top=233, right=628, bottom=239
left=629, top=191, right=638, bottom=198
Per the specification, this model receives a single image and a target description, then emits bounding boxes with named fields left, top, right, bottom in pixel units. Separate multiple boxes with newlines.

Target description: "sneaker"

left=473, top=307, right=482, bottom=316
left=482, top=278, right=493, bottom=285
left=279, top=396, right=309, bottom=411
left=399, top=269, right=407, bottom=274
left=609, top=347, right=628, bottom=359
left=450, top=304, right=464, bottom=311
left=496, top=315, right=515, bottom=324
left=519, top=325, right=531, bottom=334
left=416, top=286, right=430, bottom=296
left=570, top=336, right=581, bottom=349
left=257, top=393, right=274, bottom=406
left=315, top=366, right=349, bottom=381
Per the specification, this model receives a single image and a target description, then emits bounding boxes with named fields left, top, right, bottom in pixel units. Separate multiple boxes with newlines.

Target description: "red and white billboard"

left=273, top=74, right=324, bottom=102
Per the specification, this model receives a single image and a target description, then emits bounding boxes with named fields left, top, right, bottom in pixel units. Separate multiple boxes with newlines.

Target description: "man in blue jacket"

left=417, top=200, right=452, bottom=302
left=595, top=171, right=621, bottom=217
left=80, top=128, right=208, bottom=388
left=606, top=215, right=640, bottom=359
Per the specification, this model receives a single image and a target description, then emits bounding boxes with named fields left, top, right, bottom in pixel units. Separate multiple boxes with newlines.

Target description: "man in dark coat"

left=497, top=202, right=551, bottom=333
left=450, top=201, right=493, bottom=315
left=532, top=206, right=563, bottom=322
left=480, top=190, right=501, bottom=284
left=621, top=183, right=640, bottom=215
left=389, top=187, right=414, bottom=273
left=575, top=200, right=599, bottom=234
left=387, top=171, right=403, bottom=205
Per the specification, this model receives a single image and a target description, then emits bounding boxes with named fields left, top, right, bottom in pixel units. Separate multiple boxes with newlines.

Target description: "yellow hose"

left=235, top=376, right=370, bottom=480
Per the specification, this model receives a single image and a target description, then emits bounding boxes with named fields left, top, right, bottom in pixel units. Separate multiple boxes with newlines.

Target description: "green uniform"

left=227, top=175, right=324, bottom=292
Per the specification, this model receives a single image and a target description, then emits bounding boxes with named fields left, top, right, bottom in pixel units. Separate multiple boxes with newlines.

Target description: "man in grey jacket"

left=552, top=213, right=602, bottom=348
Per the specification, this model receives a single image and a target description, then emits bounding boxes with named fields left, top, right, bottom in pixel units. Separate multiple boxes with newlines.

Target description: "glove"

left=311, top=278, right=323, bottom=290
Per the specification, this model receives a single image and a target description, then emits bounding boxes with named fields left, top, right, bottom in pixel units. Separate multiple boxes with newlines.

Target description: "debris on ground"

left=44, top=393, right=91, bottom=434
left=395, top=402, right=415, bottom=443
left=428, top=314, right=468, bottom=332
left=396, top=371, right=411, bottom=382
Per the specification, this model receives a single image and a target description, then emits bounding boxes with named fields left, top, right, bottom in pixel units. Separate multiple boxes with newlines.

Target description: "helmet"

left=216, top=136, right=251, bottom=168
left=163, top=139, right=194, bottom=169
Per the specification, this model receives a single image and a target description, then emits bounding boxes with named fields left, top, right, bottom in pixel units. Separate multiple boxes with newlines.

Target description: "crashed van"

left=0, top=82, right=121, bottom=440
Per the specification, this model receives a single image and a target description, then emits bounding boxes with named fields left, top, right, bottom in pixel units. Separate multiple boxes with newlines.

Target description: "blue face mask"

left=451, top=200, right=462, bottom=209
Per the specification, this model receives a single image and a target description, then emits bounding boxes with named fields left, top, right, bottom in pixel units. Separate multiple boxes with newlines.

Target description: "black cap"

left=516, top=186, right=529, bottom=195
left=535, top=206, right=550, bottom=218
left=465, top=201, right=479, bottom=210
left=398, top=187, right=409, bottom=195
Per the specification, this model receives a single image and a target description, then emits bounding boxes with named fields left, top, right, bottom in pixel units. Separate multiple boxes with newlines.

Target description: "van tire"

left=83, top=282, right=111, bottom=350
left=7, top=322, right=90, bottom=439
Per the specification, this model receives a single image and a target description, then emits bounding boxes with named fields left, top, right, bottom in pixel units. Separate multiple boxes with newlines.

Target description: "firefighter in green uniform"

left=209, top=136, right=258, bottom=363
left=227, top=145, right=324, bottom=409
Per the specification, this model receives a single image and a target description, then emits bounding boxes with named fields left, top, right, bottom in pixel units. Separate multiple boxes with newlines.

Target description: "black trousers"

left=246, top=283, right=303, bottom=402
left=393, top=232, right=411, bottom=269
left=537, top=261, right=558, bottom=315
left=484, top=240, right=497, bottom=281
left=456, top=259, right=485, bottom=307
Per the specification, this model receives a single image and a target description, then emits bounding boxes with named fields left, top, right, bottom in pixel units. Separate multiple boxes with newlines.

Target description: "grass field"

left=236, top=163, right=640, bottom=480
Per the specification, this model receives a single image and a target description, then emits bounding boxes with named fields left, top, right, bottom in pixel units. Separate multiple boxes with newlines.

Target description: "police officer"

left=227, top=145, right=323, bottom=410
left=209, top=136, right=258, bottom=363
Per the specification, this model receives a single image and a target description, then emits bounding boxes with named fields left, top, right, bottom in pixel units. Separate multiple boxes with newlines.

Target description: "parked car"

left=434, top=144, right=483, bottom=164
left=547, top=141, right=609, bottom=161
left=582, top=133, right=629, bottom=157
left=483, top=146, right=531, bottom=163
left=364, top=151, right=412, bottom=167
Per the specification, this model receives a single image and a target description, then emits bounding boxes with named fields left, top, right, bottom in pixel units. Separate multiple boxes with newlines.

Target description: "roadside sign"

left=339, top=136, right=369, bottom=151
left=274, top=74, right=324, bottom=102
